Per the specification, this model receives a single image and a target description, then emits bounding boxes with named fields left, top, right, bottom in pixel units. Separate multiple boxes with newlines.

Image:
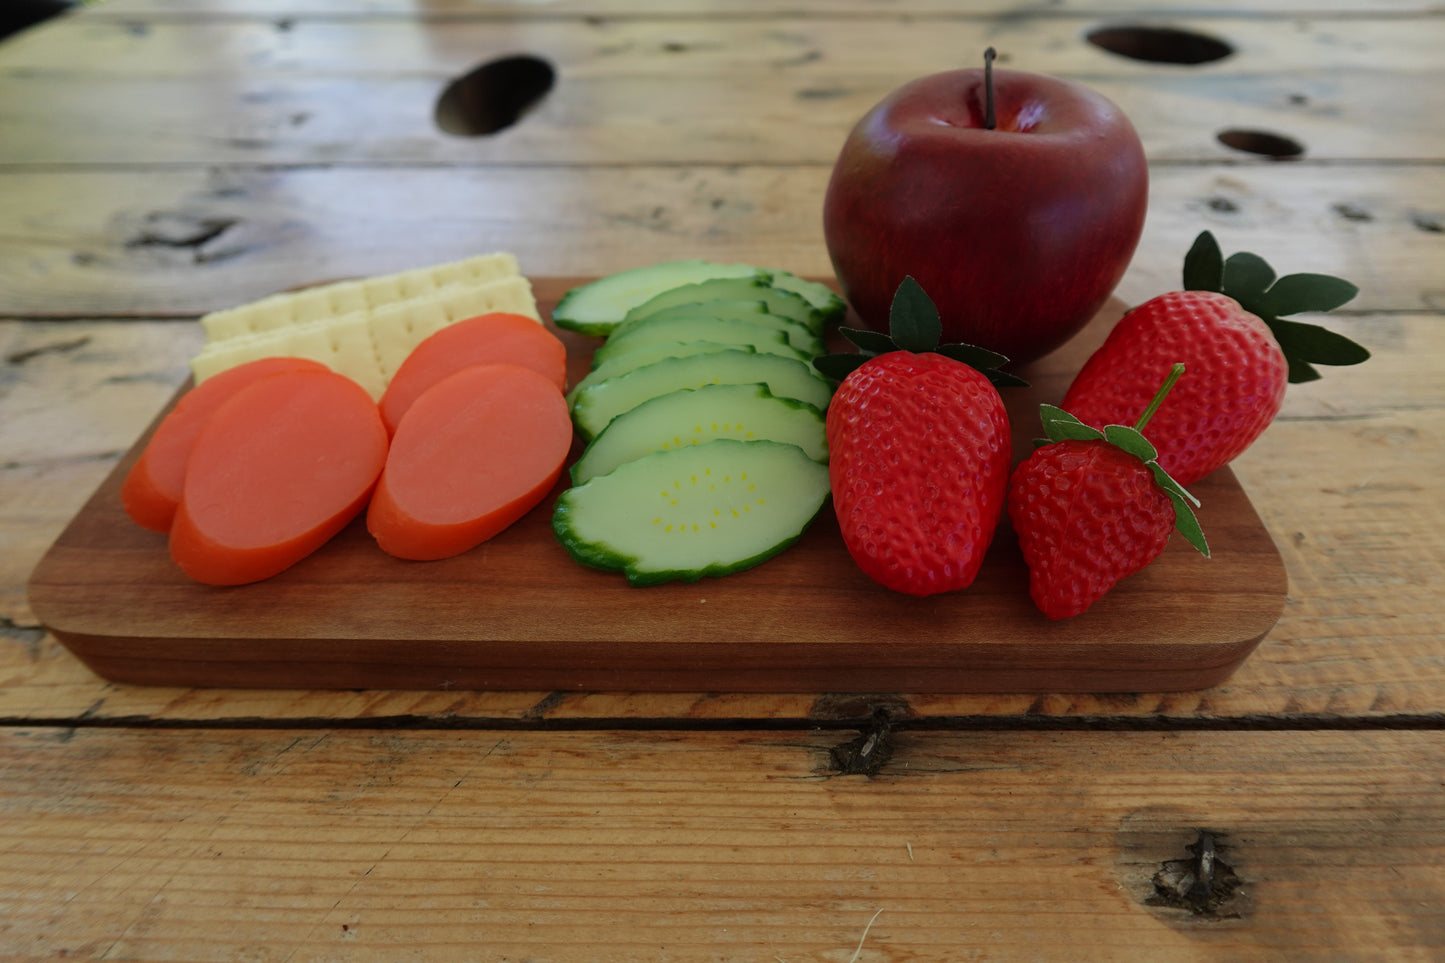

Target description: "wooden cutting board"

left=28, top=278, right=1287, bottom=693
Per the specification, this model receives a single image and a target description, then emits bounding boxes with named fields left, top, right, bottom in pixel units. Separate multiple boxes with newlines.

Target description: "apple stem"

left=983, top=47, right=997, bottom=131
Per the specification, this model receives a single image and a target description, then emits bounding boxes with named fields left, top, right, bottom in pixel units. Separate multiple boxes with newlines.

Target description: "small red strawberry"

left=816, top=277, right=1024, bottom=596
left=1009, top=364, right=1209, bottom=619
left=1062, top=231, right=1367, bottom=487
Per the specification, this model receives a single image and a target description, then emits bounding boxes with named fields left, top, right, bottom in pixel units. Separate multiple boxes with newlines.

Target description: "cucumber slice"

left=617, top=300, right=824, bottom=355
left=567, top=340, right=752, bottom=405
left=633, top=298, right=771, bottom=325
left=626, top=277, right=822, bottom=334
left=570, top=348, right=834, bottom=441
left=571, top=383, right=827, bottom=484
left=769, top=271, right=846, bottom=324
left=553, top=438, right=830, bottom=586
left=593, top=316, right=810, bottom=371
left=552, top=261, right=761, bottom=336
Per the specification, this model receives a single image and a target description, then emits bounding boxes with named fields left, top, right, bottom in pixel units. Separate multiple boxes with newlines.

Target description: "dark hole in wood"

left=1217, top=128, right=1305, bottom=159
left=435, top=54, right=556, bottom=137
left=1086, top=25, right=1233, bottom=65
left=0, top=0, right=74, bottom=41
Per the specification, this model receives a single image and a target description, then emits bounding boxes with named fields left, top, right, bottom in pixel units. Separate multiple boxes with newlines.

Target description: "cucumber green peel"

left=553, top=439, right=831, bottom=586
left=570, top=348, right=834, bottom=442
left=571, top=383, right=827, bottom=484
left=552, top=260, right=844, bottom=337
left=566, top=341, right=756, bottom=405
left=611, top=301, right=823, bottom=355
left=592, top=316, right=812, bottom=370
left=552, top=260, right=843, bottom=586
left=624, top=277, right=823, bottom=335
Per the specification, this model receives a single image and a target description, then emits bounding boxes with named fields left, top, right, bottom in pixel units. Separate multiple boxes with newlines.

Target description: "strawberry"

left=815, top=277, right=1024, bottom=596
left=1009, top=364, right=1209, bottom=619
left=1061, top=231, right=1368, bottom=487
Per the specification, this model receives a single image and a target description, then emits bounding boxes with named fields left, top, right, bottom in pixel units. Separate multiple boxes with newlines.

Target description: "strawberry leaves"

left=1181, top=230, right=1224, bottom=293
left=1182, top=230, right=1369, bottom=383
left=1260, top=271, right=1359, bottom=317
left=1037, top=406, right=1208, bottom=557
left=815, top=276, right=1027, bottom=388
left=1268, top=319, right=1371, bottom=384
left=887, top=273, right=943, bottom=353
left=1035, top=363, right=1209, bottom=557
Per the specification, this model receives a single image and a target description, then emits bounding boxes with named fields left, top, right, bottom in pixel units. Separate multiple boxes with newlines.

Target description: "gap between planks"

left=5, top=709, right=1445, bottom=734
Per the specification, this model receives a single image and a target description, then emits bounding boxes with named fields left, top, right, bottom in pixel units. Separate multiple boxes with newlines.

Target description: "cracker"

left=190, top=272, right=540, bottom=399
left=199, top=252, right=521, bottom=342
left=370, top=276, right=539, bottom=380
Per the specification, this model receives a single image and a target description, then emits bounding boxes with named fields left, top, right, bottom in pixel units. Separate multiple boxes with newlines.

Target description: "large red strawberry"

left=1062, top=231, right=1367, bottom=487
left=816, top=277, right=1023, bottom=596
left=1009, top=364, right=1208, bottom=619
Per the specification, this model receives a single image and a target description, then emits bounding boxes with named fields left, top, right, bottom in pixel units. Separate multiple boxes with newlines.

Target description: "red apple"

left=822, top=53, right=1148, bottom=366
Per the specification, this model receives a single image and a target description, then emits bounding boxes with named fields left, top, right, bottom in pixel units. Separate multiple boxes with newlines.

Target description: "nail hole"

left=827, top=708, right=896, bottom=777
left=1217, top=128, right=1305, bottom=160
left=1147, top=830, right=1244, bottom=919
left=434, top=54, right=556, bottom=137
left=1086, top=25, right=1233, bottom=65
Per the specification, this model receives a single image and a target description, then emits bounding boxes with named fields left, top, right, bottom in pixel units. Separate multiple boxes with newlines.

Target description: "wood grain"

left=2, top=16, right=1439, bottom=167
left=3, top=726, right=1442, bottom=960
left=10, top=14, right=1437, bottom=81
left=25, top=279, right=1286, bottom=693
left=67, top=0, right=1445, bottom=15
left=1, top=164, right=1440, bottom=319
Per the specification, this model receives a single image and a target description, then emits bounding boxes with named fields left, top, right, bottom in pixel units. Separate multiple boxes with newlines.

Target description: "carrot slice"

left=379, top=312, right=567, bottom=436
left=121, top=357, right=331, bottom=533
left=368, top=363, right=572, bottom=561
left=169, top=368, right=388, bottom=585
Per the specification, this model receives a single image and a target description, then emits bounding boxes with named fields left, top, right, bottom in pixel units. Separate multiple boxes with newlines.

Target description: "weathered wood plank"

left=2, top=727, right=1442, bottom=960
left=0, top=164, right=1440, bottom=319
left=0, top=320, right=201, bottom=620
left=69, top=0, right=1445, bottom=19
left=8, top=15, right=1436, bottom=78
left=2, top=17, right=1439, bottom=166
left=3, top=311, right=1441, bottom=724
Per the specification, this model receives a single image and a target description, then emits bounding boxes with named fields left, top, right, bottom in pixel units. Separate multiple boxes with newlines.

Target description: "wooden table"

left=3, top=0, right=1441, bottom=957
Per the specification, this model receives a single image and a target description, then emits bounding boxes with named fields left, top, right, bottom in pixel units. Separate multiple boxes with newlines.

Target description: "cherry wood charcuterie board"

left=28, top=277, right=1288, bottom=693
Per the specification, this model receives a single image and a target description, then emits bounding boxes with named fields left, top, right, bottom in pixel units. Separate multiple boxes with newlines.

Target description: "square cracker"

left=198, top=252, right=522, bottom=342
left=190, top=271, right=539, bottom=399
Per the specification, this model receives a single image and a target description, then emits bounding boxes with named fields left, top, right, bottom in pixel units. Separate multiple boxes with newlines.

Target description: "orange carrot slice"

left=169, top=368, right=389, bottom=585
left=379, top=312, right=567, bottom=436
left=121, top=356, right=331, bottom=533
left=368, top=363, right=572, bottom=561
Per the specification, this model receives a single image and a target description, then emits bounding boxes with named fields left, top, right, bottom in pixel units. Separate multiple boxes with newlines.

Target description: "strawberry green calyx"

left=1036, top=363, right=1210, bottom=557
left=1182, top=230, right=1369, bottom=384
left=814, top=276, right=1028, bottom=388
